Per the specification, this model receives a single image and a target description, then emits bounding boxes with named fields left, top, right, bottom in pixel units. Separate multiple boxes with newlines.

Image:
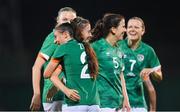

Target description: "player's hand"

left=151, top=68, right=163, bottom=82
left=46, top=86, right=58, bottom=102
left=65, top=88, right=80, bottom=101
left=30, top=94, right=41, bottom=111
left=140, top=68, right=153, bottom=80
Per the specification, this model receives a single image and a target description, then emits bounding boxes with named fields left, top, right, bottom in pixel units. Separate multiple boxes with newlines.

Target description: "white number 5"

left=113, top=57, right=119, bottom=68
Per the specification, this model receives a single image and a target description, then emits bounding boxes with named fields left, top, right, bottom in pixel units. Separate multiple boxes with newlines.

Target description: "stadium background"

left=0, top=0, right=180, bottom=110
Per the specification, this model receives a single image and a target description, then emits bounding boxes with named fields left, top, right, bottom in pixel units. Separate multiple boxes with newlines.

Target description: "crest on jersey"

left=137, top=54, right=144, bottom=62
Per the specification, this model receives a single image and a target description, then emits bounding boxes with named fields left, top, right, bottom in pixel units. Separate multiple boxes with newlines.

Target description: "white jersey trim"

left=40, top=52, right=49, bottom=60
left=151, top=65, right=161, bottom=73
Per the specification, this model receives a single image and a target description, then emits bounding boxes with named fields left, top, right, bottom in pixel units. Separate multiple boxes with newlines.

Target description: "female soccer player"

left=91, top=13, right=130, bottom=112
left=30, top=7, right=76, bottom=111
left=44, top=21, right=100, bottom=112
left=118, top=17, right=163, bottom=112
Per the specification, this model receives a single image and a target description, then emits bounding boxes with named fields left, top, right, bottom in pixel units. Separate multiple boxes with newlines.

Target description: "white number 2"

left=80, top=51, right=90, bottom=78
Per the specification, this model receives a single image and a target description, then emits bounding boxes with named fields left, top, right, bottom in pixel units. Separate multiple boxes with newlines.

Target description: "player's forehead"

left=128, top=19, right=143, bottom=27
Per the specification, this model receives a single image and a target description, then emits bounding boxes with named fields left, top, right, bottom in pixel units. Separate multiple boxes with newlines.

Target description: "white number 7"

left=129, top=59, right=136, bottom=71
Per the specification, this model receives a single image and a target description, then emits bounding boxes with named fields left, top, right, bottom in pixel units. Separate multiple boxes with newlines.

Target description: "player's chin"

left=118, top=35, right=124, bottom=40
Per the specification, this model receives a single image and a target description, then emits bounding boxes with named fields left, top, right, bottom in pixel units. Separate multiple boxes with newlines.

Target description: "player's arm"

left=151, top=66, right=163, bottom=82
left=49, top=65, right=80, bottom=101
left=119, top=72, right=131, bottom=111
left=143, top=76, right=156, bottom=111
left=43, top=58, right=59, bottom=78
left=30, top=53, right=46, bottom=110
left=140, top=66, right=162, bottom=82
left=148, top=48, right=163, bottom=82
left=46, top=65, right=63, bottom=102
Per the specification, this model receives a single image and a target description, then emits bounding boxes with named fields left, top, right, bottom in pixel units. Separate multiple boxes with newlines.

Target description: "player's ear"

left=141, top=27, right=145, bottom=35
left=110, top=27, right=116, bottom=35
left=63, top=31, right=69, bottom=38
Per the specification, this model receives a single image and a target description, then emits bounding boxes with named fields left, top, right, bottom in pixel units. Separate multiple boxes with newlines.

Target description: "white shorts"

left=62, top=104, right=100, bottom=112
left=43, top=100, right=63, bottom=111
left=100, top=107, right=116, bottom=112
left=130, top=107, right=147, bottom=112
left=101, top=107, right=147, bottom=112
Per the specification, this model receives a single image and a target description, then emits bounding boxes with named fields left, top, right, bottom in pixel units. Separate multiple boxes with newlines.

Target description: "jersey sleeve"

left=91, top=41, right=100, bottom=56
left=39, top=31, right=58, bottom=60
left=52, top=44, right=66, bottom=59
left=148, top=47, right=161, bottom=68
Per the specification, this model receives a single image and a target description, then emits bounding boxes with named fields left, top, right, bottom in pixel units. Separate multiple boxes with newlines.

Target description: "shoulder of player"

left=44, top=30, right=54, bottom=40
left=141, top=41, right=155, bottom=51
left=57, top=39, right=76, bottom=49
left=40, top=31, right=55, bottom=47
left=92, top=38, right=106, bottom=45
left=91, top=39, right=105, bottom=51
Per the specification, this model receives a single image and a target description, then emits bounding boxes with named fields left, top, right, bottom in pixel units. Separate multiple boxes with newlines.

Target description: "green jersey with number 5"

left=91, top=38, right=124, bottom=108
left=117, top=39, right=161, bottom=108
left=52, top=39, right=100, bottom=106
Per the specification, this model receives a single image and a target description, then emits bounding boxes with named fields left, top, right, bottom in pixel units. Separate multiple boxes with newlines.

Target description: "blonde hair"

left=129, top=17, right=145, bottom=30
left=56, top=7, right=76, bottom=22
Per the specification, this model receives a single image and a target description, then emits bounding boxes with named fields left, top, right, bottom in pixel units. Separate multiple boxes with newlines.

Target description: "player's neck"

left=128, top=39, right=141, bottom=50
left=66, top=37, right=73, bottom=43
left=106, top=34, right=117, bottom=46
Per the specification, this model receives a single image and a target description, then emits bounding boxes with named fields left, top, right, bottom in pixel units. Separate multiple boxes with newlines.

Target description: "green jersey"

left=118, top=39, right=161, bottom=108
left=91, top=38, right=124, bottom=108
left=52, top=39, right=100, bottom=106
left=39, top=31, right=64, bottom=103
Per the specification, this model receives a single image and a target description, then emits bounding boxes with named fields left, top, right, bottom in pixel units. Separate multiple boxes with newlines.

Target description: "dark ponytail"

left=91, top=13, right=124, bottom=42
left=83, top=42, right=99, bottom=79
left=71, top=17, right=99, bottom=79
left=71, top=17, right=89, bottom=42
left=90, top=19, right=104, bottom=42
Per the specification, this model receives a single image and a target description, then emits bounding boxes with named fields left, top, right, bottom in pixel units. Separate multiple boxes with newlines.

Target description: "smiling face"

left=114, top=19, right=126, bottom=41
left=54, top=30, right=71, bottom=44
left=126, top=18, right=145, bottom=41
left=54, top=30, right=65, bottom=44
left=81, top=23, right=92, bottom=41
